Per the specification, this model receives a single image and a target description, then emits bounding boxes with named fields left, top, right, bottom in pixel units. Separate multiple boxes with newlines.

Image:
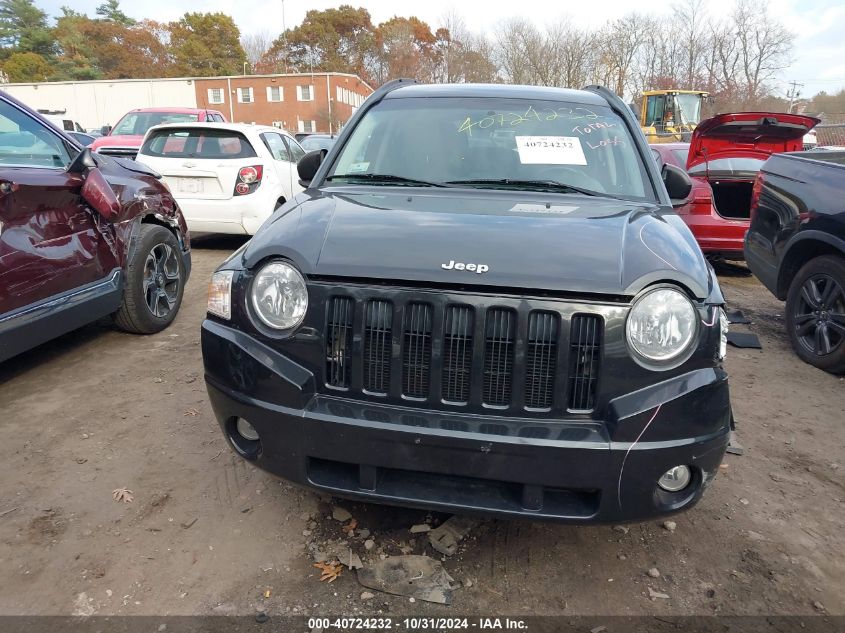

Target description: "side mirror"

left=661, top=163, right=692, bottom=207
left=66, top=149, right=120, bottom=220
left=100, top=125, right=112, bottom=136
left=67, top=147, right=97, bottom=174
left=297, top=149, right=326, bottom=187
left=81, top=168, right=121, bottom=221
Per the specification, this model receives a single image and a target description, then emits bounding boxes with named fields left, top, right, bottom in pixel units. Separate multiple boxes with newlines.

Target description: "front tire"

left=785, top=255, right=845, bottom=374
left=114, top=224, right=185, bottom=334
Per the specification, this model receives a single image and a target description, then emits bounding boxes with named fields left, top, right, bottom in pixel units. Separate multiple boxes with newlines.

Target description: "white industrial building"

left=3, top=78, right=201, bottom=130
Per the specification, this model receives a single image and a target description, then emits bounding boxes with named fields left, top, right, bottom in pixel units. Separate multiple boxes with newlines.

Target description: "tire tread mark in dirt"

left=214, top=454, right=253, bottom=507
left=488, top=521, right=533, bottom=602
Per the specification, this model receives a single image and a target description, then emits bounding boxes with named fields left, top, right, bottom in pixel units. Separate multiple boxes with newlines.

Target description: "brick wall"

left=194, top=73, right=372, bottom=133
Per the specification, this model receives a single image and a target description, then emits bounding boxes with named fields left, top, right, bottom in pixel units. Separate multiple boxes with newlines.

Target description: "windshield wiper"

left=327, top=173, right=448, bottom=188
left=445, top=178, right=608, bottom=197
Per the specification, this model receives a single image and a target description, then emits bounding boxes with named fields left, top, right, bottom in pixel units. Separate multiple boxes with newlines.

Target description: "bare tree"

left=732, top=0, right=793, bottom=104
left=241, top=30, right=273, bottom=71
left=596, top=13, right=650, bottom=96
left=556, top=21, right=596, bottom=88
left=434, top=10, right=497, bottom=83
left=494, top=17, right=543, bottom=85
left=673, top=0, right=709, bottom=87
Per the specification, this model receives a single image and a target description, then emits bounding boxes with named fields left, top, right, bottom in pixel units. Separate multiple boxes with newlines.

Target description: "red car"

left=92, top=107, right=227, bottom=159
left=652, top=112, right=819, bottom=259
left=0, top=91, right=191, bottom=363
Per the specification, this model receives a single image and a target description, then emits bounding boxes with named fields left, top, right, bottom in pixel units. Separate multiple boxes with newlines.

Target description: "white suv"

left=136, top=122, right=306, bottom=235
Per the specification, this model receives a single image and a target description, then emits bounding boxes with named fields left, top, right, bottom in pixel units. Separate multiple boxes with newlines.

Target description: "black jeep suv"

left=201, top=81, right=731, bottom=523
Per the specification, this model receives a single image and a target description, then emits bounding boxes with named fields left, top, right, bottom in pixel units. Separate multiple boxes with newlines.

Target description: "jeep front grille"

left=321, top=291, right=604, bottom=415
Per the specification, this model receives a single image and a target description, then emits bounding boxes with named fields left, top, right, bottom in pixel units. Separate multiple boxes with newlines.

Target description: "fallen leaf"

left=112, top=488, right=134, bottom=503
left=183, top=408, right=199, bottom=417
left=263, top=589, right=271, bottom=598
left=342, top=518, right=358, bottom=535
left=313, top=561, right=342, bottom=582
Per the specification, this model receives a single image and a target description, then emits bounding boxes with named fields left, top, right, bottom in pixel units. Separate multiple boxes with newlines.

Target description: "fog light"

left=236, top=417, right=259, bottom=441
left=658, top=465, right=691, bottom=492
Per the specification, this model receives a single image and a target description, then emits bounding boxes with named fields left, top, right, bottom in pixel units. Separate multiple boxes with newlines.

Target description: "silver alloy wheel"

left=143, top=243, right=180, bottom=318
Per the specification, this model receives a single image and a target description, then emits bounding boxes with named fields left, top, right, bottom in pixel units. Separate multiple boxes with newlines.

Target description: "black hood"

left=238, top=187, right=712, bottom=299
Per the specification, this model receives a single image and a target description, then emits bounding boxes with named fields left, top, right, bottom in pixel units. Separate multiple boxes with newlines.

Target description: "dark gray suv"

left=201, top=80, right=731, bottom=523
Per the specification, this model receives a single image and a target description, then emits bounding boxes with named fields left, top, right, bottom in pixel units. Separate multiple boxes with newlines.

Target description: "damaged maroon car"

left=0, top=91, right=191, bottom=363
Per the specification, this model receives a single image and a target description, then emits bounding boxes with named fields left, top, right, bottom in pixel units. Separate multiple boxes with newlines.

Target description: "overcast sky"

left=38, top=0, right=845, bottom=97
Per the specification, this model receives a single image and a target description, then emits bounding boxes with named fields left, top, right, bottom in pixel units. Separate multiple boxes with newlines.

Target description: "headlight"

left=719, top=308, right=729, bottom=360
left=626, top=287, right=698, bottom=365
left=250, top=261, right=308, bottom=330
left=207, top=270, right=234, bottom=319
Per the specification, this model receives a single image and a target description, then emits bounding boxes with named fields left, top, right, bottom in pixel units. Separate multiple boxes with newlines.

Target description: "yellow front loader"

left=638, top=90, right=709, bottom=144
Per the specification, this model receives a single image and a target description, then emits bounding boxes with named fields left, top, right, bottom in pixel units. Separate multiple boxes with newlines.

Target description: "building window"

left=237, top=87, right=254, bottom=104
left=207, top=88, right=224, bottom=105
left=266, top=86, right=283, bottom=102
left=297, top=120, right=316, bottom=133
left=297, top=85, right=314, bottom=101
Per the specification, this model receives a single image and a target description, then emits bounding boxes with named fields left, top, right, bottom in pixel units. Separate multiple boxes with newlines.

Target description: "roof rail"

left=367, top=78, right=418, bottom=104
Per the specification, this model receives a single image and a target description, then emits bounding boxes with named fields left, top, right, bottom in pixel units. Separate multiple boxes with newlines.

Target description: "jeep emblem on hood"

left=442, top=260, right=489, bottom=274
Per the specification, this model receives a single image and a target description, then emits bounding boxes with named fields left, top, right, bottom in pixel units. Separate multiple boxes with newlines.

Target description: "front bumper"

left=202, top=320, right=731, bottom=523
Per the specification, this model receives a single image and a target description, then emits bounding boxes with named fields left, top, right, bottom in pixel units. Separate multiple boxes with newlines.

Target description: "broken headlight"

left=250, top=260, right=308, bottom=330
left=719, top=308, right=729, bottom=360
left=207, top=270, right=234, bottom=320
left=626, top=287, right=698, bottom=367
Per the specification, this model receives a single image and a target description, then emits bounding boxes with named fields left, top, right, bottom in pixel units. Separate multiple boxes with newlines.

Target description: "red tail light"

left=234, top=165, right=263, bottom=196
left=687, top=183, right=713, bottom=215
left=749, top=173, right=765, bottom=223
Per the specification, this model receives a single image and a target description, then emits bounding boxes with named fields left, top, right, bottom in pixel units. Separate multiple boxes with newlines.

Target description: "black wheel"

left=114, top=224, right=185, bottom=334
left=785, top=255, right=845, bottom=374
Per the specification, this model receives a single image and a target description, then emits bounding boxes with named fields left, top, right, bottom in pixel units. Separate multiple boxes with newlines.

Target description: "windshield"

left=112, top=112, right=199, bottom=136
left=301, top=136, right=336, bottom=151
left=674, top=94, right=702, bottom=127
left=329, top=97, right=653, bottom=200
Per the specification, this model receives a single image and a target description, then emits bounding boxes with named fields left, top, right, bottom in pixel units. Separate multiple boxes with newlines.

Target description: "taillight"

left=749, top=173, right=765, bottom=222
left=687, top=183, right=713, bottom=215
left=234, top=165, right=263, bottom=196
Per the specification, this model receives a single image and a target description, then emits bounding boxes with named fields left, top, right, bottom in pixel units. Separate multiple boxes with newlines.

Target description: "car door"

left=259, top=132, right=297, bottom=198
left=0, top=97, right=119, bottom=318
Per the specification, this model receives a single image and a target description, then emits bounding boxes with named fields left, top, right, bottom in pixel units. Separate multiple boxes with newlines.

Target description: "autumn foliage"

left=0, top=0, right=246, bottom=81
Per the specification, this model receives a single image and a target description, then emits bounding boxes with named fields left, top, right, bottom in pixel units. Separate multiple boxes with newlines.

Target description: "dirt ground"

left=0, top=237, right=843, bottom=619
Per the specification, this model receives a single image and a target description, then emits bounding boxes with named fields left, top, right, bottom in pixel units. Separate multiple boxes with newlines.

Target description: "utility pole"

left=786, top=80, right=804, bottom=113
